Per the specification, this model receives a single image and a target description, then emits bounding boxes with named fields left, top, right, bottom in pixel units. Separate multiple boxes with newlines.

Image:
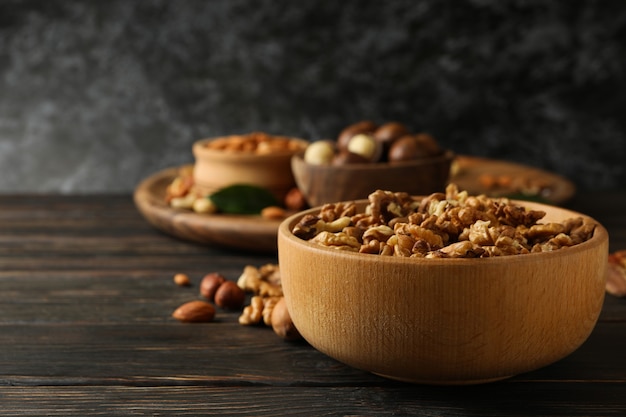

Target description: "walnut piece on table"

left=607, top=250, right=626, bottom=297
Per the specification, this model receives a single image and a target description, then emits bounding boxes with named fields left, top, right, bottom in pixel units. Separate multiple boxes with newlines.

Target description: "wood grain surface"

left=0, top=193, right=624, bottom=416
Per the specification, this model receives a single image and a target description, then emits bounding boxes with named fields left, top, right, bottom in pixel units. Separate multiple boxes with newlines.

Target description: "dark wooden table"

left=0, top=191, right=625, bottom=416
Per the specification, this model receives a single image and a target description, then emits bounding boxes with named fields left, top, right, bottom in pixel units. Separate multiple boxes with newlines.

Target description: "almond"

left=172, top=300, right=215, bottom=323
left=261, top=206, right=287, bottom=220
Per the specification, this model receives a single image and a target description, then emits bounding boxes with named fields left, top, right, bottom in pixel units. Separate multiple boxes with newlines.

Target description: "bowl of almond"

left=277, top=184, right=608, bottom=385
left=193, top=132, right=308, bottom=202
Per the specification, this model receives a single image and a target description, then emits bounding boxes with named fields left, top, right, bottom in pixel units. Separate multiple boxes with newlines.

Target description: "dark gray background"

left=0, top=0, right=624, bottom=193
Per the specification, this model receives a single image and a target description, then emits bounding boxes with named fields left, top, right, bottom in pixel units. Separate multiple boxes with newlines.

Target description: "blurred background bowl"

left=278, top=200, right=608, bottom=385
left=193, top=135, right=307, bottom=201
left=291, top=150, right=455, bottom=207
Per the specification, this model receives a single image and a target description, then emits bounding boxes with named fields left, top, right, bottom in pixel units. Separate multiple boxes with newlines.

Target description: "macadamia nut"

left=347, top=134, right=379, bottom=162
left=304, top=141, right=335, bottom=165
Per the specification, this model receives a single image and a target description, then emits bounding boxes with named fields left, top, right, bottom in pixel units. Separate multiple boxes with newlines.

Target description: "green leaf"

left=209, top=184, right=279, bottom=215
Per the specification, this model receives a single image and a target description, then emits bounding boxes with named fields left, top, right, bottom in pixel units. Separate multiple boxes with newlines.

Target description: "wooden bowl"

left=291, top=150, right=455, bottom=207
left=193, top=136, right=307, bottom=201
left=277, top=200, right=608, bottom=385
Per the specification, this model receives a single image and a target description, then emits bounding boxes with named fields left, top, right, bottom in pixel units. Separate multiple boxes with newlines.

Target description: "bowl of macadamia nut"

left=277, top=184, right=608, bottom=385
left=291, top=121, right=455, bottom=207
left=193, top=132, right=308, bottom=201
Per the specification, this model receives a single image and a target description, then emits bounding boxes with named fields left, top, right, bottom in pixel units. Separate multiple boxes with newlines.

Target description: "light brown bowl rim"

left=278, top=199, right=609, bottom=267
left=291, top=149, right=456, bottom=171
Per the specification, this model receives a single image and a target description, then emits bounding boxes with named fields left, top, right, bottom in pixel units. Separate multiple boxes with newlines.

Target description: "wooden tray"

left=133, top=166, right=282, bottom=253
left=451, top=155, right=575, bottom=204
left=134, top=157, right=575, bottom=252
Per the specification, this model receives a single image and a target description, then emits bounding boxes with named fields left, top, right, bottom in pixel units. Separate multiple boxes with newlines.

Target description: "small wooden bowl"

left=193, top=136, right=307, bottom=201
left=277, top=201, right=608, bottom=385
left=291, top=150, right=455, bottom=207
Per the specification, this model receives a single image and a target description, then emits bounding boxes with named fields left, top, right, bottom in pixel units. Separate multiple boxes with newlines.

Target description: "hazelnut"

left=214, top=281, right=246, bottom=310
left=332, top=150, right=371, bottom=165
left=200, top=272, right=226, bottom=301
left=388, top=133, right=442, bottom=162
left=303, top=140, right=335, bottom=165
left=388, top=135, right=420, bottom=162
left=414, top=133, right=441, bottom=157
left=337, top=120, right=377, bottom=150
left=270, top=297, right=301, bottom=341
left=284, top=187, right=307, bottom=211
left=347, top=133, right=381, bottom=162
left=374, top=122, right=408, bottom=146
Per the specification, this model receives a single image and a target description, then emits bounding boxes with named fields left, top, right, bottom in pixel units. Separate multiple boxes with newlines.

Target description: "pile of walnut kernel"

left=171, top=264, right=301, bottom=341
left=292, top=183, right=596, bottom=258
left=236, top=264, right=301, bottom=341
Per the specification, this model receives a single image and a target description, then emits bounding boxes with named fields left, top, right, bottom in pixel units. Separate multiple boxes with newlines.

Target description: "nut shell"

left=271, top=297, right=301, bottom=341
left=388, top=135, right=421, bottom=162
left=337, top=120, right=377, bottom=151
left=374, top=122, right=409, bottom=145
left=214, top=281, right=246, bottom=309
left=284, top=187, right=307, bottom=211
left=414, top=133, right=442, bottom=157
left=200, top=273, right=226, bottom=301
left=332, top=150, right=371, bottom=165
left=388, top=133, right=442, bottom=162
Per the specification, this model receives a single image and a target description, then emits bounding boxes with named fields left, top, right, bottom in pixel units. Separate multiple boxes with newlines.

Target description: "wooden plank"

left=0, top=323, right=379, bottom=386
left=0, top=321, right=624, bottom=385
left=0, top=195, right=279, bottom=273
left=0, top=270, right=623, bottom=323
left=0, top=384, right=625, bottom=417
